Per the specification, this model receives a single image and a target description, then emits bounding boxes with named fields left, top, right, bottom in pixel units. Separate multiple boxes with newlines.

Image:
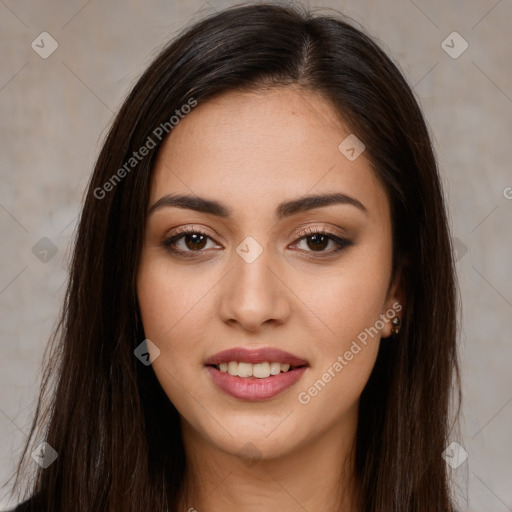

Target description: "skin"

left=136, top=86, right=403, bottom=512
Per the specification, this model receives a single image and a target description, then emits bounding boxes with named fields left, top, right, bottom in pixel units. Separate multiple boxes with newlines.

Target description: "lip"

left=205, top=365, right=308, bottom=401
left=204, top=347, right=308, bottom=366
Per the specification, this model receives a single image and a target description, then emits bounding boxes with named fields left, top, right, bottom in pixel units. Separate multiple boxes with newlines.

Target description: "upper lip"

left=205, top=347, right=309, bottom=367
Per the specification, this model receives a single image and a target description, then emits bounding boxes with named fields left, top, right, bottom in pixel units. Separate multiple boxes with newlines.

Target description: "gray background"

left=0, top=0, right=511, bottom=510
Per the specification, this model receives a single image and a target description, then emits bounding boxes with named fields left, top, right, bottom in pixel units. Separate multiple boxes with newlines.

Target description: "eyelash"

left=160, top=225, right=353, bottom=259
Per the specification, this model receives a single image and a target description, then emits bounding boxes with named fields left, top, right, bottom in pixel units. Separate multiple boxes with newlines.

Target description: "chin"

left=189, top=413, right=304, bottom=458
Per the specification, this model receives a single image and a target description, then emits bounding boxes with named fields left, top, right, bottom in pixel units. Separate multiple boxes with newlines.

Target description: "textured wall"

left=0, top=0, right=511, bottom=510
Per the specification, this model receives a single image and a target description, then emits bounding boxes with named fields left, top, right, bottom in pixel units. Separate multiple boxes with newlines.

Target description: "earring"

left=391, top=316, right=401, bottom=336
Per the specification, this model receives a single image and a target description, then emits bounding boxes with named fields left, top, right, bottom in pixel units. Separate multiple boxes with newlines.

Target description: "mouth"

left=204, top=347, right=309, bottom=401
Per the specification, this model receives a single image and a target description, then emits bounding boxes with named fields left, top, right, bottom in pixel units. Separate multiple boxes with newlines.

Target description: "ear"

left=380, top=266, right=406, bottom=339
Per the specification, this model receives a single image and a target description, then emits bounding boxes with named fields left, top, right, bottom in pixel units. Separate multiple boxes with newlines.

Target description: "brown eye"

left=182, top=233, right=208, bottom=251
left=305, top=233, right=330, bottom=252
left=292, top=228, right=353, bottom=256
left=161, top=229, right=220, bottom=257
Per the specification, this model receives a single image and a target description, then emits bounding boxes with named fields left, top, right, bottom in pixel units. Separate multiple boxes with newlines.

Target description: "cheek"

left=137, top=259, right=213, bottom=412
left=304, top=248, right=391, bottom=350
left=295, top=244, right=391, bottom=404
left=136, top=252, right=231, bottom=372
left=137, top=257, right=215, bottom=346
left=294, top=288, right=384, bottom=426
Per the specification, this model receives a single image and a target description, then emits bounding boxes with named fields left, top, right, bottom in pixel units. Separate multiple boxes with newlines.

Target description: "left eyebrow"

left=148, top=192, right=368, bottom=218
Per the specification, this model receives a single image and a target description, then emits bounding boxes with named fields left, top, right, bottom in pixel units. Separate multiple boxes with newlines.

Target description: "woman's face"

left=137, top=86, right=401, bottom=460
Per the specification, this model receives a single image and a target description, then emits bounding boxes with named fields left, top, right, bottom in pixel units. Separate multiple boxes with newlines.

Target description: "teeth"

left=237, top=362, right=252, bottom=378
left=219, top=361, right=295, bottom=378
left=270, top=362, right=281, bottom=375
left=228, top=361, right=238, bottom=375
left=253, top=362, right=270, bottom=378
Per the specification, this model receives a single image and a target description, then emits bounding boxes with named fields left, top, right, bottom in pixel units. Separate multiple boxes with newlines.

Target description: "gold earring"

left=391, top=316, right=401, bottom=336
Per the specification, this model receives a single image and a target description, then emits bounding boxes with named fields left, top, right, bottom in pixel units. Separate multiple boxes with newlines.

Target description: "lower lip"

left=205, top=365, right=308, bottom=401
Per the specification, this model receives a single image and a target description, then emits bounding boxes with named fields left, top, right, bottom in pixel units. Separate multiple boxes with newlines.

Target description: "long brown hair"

left=7, top=3, right=461, bottom=510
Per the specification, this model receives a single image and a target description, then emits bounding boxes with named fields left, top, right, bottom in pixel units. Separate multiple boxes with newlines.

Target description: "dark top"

left=9, top=497, right=43, bottom=512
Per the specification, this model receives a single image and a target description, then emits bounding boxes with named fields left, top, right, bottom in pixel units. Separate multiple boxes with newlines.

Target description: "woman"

left=7, top=3, right=461, bottom=511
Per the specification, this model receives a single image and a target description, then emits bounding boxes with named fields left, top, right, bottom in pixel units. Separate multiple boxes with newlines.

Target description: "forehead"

left=149, top=87, right=388, bottom=222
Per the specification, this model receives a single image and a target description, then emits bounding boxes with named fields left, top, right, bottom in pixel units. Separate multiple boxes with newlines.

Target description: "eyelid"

left=293, top=224, right=344, bottom=240
left=165, top=223, right=346, bottom=241
left=165, top=224, right=216, bottom=239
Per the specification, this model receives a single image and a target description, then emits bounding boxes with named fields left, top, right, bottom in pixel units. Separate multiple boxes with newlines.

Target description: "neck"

left=177, top=411, right=361, bottom=512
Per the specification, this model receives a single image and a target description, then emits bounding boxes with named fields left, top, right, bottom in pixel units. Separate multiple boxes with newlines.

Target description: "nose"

left=219, top=245, right=291, bottom=332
